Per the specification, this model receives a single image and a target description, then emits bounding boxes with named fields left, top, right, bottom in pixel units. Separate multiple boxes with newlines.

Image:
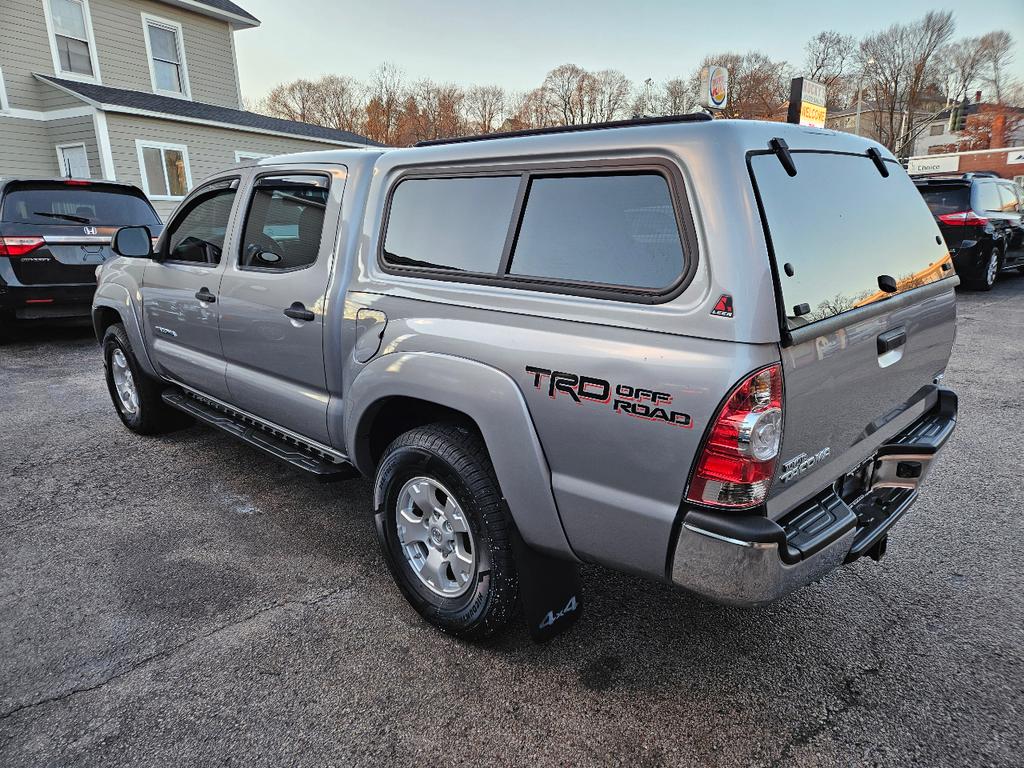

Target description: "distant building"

left=0, top=0, right=378, bottom=219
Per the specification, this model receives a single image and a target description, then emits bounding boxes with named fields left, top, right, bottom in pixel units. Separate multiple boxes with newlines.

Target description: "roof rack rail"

left=414, top=112, right=713, bottom=148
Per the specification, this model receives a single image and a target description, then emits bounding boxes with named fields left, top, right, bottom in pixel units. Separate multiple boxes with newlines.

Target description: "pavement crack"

left=0, top=584, right=351, bottom=724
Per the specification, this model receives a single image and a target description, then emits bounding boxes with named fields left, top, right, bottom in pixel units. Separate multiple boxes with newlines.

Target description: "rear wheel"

left=970, top=246, right=1000, bottom=291
left=374, top=423, right=520, bottom=639
left=102, top=323, right=186, bottom=434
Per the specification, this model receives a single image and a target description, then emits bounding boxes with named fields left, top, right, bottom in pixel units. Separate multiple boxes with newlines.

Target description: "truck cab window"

left=239, top=174, right=330, bottom=271
left=164, top=187, right=237, bottom=265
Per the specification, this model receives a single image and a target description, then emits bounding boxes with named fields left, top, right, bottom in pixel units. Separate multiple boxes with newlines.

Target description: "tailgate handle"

left=877, top=328, right=906, bottom=354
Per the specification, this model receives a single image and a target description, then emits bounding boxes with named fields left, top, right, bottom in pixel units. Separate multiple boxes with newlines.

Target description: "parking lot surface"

left=1, top=276, right=1023, bottom=767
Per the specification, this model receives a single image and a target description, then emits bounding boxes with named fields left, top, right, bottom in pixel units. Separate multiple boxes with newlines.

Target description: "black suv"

left=0, top=178, right=163, bottom=336
left=914, top=173, right=1024, bottom=290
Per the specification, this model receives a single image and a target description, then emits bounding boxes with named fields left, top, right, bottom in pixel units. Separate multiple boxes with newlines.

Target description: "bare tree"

left=804, top=30, right=856, bottom=108
left=937, top=37, right=986, bottom=105
left=657, top=78, right=698, bottom=115
left=592, top=69, right=632, bottom=122
left=465, top=85, right=505, bottom=133
left=859, top=13, right=953, bottom=155
left=980, top=31, right=1014, bottom=104
left=262, top=78, right=321, bottom=123
left=543, top=63, right=597, bottom=125
left=365, top=62, right=405, bottom=145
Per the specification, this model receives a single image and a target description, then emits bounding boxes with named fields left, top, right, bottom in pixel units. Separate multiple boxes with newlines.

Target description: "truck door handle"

left=283, top=302, right=315, bottom=322
left=195, top=287, right=216, bottom=303
left=877, top=328, right=907, bottom=354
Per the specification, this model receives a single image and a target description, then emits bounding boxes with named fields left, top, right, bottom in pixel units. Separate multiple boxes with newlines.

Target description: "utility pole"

left=854, top=58, right=875, bottom=137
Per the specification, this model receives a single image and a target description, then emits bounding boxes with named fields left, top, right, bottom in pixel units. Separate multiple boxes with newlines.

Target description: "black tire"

left=102, top=323, right=186, bottom=435
left=374, top=423, right=519, bottom=640
left=968, top=246, right=1000, bottom=291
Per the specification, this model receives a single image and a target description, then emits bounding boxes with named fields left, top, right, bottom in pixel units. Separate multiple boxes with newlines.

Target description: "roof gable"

left=155, top=0, right=260, bottom=29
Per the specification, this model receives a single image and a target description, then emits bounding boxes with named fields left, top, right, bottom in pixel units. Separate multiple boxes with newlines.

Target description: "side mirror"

left=112, top=225, right=153, bottom=258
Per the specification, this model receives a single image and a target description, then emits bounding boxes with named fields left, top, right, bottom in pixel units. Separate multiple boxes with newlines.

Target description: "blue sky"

left=234, top=0, right=1024, bottom=102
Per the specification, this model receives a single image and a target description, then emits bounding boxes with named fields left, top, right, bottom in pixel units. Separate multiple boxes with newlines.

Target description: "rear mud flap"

left=511, top=529, right=582, bottom=643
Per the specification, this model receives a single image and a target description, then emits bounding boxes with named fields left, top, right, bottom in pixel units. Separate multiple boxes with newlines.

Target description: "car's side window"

left=239, top=174, right=330, bottom=272
left=973, top=182, right=1003, bottom=214
left=164, top=184, right=237, bottom=265
left=508, top=172, right=686, bottom=290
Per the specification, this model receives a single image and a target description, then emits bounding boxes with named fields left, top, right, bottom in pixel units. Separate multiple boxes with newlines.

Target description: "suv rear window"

left=751, top=152, right=951, bottom=329
left=1, top=182, right=161, bottom=226
left=918, top=185, right=969, bottom=215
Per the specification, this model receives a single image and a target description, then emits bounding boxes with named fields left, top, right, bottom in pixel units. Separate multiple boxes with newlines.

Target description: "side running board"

left=161, top=389, right=357, bottom=482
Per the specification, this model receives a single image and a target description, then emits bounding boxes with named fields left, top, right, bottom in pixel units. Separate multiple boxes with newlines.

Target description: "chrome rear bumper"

left=669, top=388, right=957, bottom=607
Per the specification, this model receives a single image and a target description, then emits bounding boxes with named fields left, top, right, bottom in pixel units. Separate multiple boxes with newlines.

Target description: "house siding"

left=0, top=0, right=57, bottom=111
left=48, top=115, right=102, bottom=177
left=89, top=0, right=241, bottom=108
left=105, top=113, right=350, bottom=219
left=0, top=113, right=99, bottom=177
left=0, top=0, right=241, bottom=112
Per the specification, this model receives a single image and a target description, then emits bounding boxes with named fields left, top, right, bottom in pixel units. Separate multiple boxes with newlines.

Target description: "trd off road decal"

left=525, top=366, right=693, bottom=429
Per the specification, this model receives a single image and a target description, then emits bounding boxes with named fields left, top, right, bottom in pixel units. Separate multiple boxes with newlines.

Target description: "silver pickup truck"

left=94, top=115, right=958, bottom=641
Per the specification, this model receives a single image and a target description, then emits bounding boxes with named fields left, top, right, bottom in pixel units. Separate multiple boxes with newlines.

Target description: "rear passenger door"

left=217, top=168, right=346, bottom=445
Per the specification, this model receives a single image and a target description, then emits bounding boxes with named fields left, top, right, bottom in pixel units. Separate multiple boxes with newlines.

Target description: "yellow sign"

left=800, top=102, right=827, bottom=128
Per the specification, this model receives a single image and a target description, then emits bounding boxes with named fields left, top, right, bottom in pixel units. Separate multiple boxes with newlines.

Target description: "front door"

left=217, top=170, right=343, bottom=445
left=57, top=144, right=90, bottom=179
left=142, top=178, right=239, bottom=400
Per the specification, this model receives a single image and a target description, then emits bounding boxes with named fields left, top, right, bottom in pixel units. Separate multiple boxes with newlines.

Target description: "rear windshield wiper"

left=32, top=211, right=92, bottom=224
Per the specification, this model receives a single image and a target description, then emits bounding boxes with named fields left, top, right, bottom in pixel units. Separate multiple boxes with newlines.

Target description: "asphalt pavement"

left=1, top=275, right=1022, bottom=767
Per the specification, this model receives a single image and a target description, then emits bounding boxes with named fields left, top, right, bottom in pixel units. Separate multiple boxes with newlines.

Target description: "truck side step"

left=161, top=389, right=357, bottom=482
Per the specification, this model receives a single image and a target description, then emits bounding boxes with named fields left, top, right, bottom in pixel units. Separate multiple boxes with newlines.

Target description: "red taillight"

left=0, top=237, right=45, bottom=257
left=686, top=364, right=784, bottom=509
left=937, top=210, right=988, bottom=227
left=63, top=179, right=91, bottom=186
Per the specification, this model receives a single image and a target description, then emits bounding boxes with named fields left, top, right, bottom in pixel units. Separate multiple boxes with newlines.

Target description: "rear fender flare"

left=345, top=352, right=576, bottom=560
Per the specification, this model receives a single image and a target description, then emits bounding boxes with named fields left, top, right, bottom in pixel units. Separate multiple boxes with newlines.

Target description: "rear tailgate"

left=2, top=223, right=117, bottom=285
left=749, top=148, right=957, bottom=517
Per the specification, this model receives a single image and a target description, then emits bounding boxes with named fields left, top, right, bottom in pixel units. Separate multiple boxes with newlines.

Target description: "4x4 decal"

left=525, top=366, right=693, bottom=429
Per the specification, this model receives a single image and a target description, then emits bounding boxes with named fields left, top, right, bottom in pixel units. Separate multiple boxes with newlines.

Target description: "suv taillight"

left=686, top=364, right=784, bottom=509
left=0, top=237, right=45, bottom=257
left=937, top=210, right=988, bottom=227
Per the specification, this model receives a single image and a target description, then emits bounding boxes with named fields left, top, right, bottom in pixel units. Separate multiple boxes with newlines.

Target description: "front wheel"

left=374, top=423, right=520, bottom=639
left=102, top=323, right=186, bottom=435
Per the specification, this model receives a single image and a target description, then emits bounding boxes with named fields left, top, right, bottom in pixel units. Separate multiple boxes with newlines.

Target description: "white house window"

left=136, top=140, right=192, bottom=200
left=929, top=123, right=945, bottom=136
left=46, top=0, right=99, bottom=79
left=0, top=66, right=9, bottom=112
left=142, top=15, right=189, bottom=97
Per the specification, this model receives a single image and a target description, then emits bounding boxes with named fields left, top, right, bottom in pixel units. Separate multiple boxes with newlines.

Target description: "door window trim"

left=376, top=157, right=699, bottom=304
left=141, top=12, right=191, bottom=99
left=136, top=139, right=192, bottom=200
left=41, top=0, right=102, bottom=84
left=160, top=176, right=239, bottom=267
left=236, top=171, right=332, bottom=274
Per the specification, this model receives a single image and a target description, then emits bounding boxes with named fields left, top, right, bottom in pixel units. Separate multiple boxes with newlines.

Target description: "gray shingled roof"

left=37, top=75, right=381, bottom=147
left=193, top=0, right=258, bottom=23
left=164, top=0, right=259, bottom=27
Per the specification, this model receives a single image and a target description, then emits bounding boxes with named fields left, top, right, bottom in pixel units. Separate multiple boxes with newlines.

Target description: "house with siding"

left=0, top=0, right=377, bottom=218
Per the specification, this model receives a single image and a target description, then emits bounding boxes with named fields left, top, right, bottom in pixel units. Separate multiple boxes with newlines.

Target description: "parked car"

left=93, top=117, right=958, bottom=641
left=914, top=172, right=1024, bottom=290
left=0, top=178, right=163, bottom=338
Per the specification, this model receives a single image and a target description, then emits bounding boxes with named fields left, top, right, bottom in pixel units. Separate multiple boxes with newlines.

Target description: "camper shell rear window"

left=750, top=150, right=954, bottom=331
